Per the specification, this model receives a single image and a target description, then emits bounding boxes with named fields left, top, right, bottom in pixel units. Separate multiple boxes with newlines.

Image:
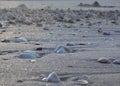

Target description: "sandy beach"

left=0, top=0, right=120, bottom=86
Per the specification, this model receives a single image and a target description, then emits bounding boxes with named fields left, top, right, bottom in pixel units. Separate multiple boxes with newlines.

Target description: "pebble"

left=55, top=46, right=72, bottom=54
left=29, top=59, right=36, bottom=63
left=78, top=79, right=89, bottom=85
left=97, top=57, right=111, bottom=63
left=113, top=59, right=120, bottom=65
left=19, top=50, right=39, bottom=59
left=66, top=43, right=75, bottom=46
left=15, top=37, right=28, bottom=43
left=36, top=47, right=43, bottom=51
left=42, top=72, right=61, bottom=83
left=1, top=39, right=10, bottom=43
left=103, top=32, right=111, bottom=36
left=0, top=23, right=2, bottom=27
left=16, top=80, right=24, bottom=83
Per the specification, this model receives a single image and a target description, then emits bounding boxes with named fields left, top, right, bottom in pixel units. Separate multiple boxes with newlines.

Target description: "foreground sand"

left=0, top=4, right=120, bottom=86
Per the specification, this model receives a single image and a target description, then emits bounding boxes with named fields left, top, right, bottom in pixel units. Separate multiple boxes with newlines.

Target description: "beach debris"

left=97, top=57, right=111, bottom=63
left=113, top=59, right=120, bottom=65
left=78, top=79, right=89, bottom=85
left=42, top=72, right=61, bottom=83
left=15, top=37, right=28, bottom=43
left=18, top=50, right=39, bottom=59
left=55, top=46, right=72, bottom=54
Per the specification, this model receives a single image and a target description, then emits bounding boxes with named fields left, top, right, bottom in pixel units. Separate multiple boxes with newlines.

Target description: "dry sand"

left=0, top=2, right=120, bottom=86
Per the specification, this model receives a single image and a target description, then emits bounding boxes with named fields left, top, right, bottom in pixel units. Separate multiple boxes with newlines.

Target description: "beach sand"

left=0, top=1, right=120, bottom=86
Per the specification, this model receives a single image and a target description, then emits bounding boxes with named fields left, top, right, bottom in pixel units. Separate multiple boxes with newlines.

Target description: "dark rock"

left=36, top=47, right=43, bottom=51
left=0, top=23, right=2, bottom=27
left=98, top=28, right=102, bottom=33
left=103, top=32, right=111, bottom=36
left=16, top=80, right=24, bottom=83
left=92, top=1, right=101, bottom=7
left=66, top=43, right=74, bottom=46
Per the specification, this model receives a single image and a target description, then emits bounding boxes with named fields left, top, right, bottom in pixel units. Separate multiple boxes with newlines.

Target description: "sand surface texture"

left=0, top=2, right=120, bottom=86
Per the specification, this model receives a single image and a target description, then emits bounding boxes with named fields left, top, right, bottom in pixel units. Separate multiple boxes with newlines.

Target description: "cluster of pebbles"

left=0, top=4, right=119, bottom=26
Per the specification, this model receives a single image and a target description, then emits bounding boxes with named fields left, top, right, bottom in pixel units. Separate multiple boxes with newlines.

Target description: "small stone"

left=16, top=80, right=24, bottom=83
left=98, top=28, right=102, bottom=33
left=15, top=37, right=28, bottom=43
left=103, top=32, right=111, bottom=36
left=19, top=50, right=39, bottom=59
left=0, top=23, right=2, bottom=27
left=97, top=58, right=111, bottom=63
left=78, top=79, right=89, bottom=85
left=40, top=74, right=46, bottom=78
left=66, top=43, right=74, bottom=46
left=43, top=27, right=49, bottom=30
left=2, top=58, right=9, bottom=60
left=113, top=59, right=120, bottom=64
left=36, top=23, right=43, bottom=27
left=42, top=72, right=61, bottom=83
left=8, top=20, right=16, bottom=24
left=36, top=47, right=43, bottom=51
left=1, top=39, right=10, bottom=43
left=29, top=59, right=36, bottom=63
left=55, top=46, right=72, bottom=54
left=42, top=78, right=48, bottom=82
left=92, top=1, right=101, bottom=7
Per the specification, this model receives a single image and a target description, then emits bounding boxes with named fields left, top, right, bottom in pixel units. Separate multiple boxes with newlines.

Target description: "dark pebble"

left=103, top=32, right=111, bottom=36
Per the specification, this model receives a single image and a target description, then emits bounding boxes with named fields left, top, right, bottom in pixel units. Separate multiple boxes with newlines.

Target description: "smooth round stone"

left=19, top=50, right=39, bottom=59
left=97, top=58, right=111, bottom=63
left=15, top=37, right=28, bottom=43
left=113, top=59, right=120, bottom=64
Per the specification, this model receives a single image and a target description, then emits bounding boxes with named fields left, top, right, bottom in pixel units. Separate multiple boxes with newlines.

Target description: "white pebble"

left=78, top=79, right=88, bottom=85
